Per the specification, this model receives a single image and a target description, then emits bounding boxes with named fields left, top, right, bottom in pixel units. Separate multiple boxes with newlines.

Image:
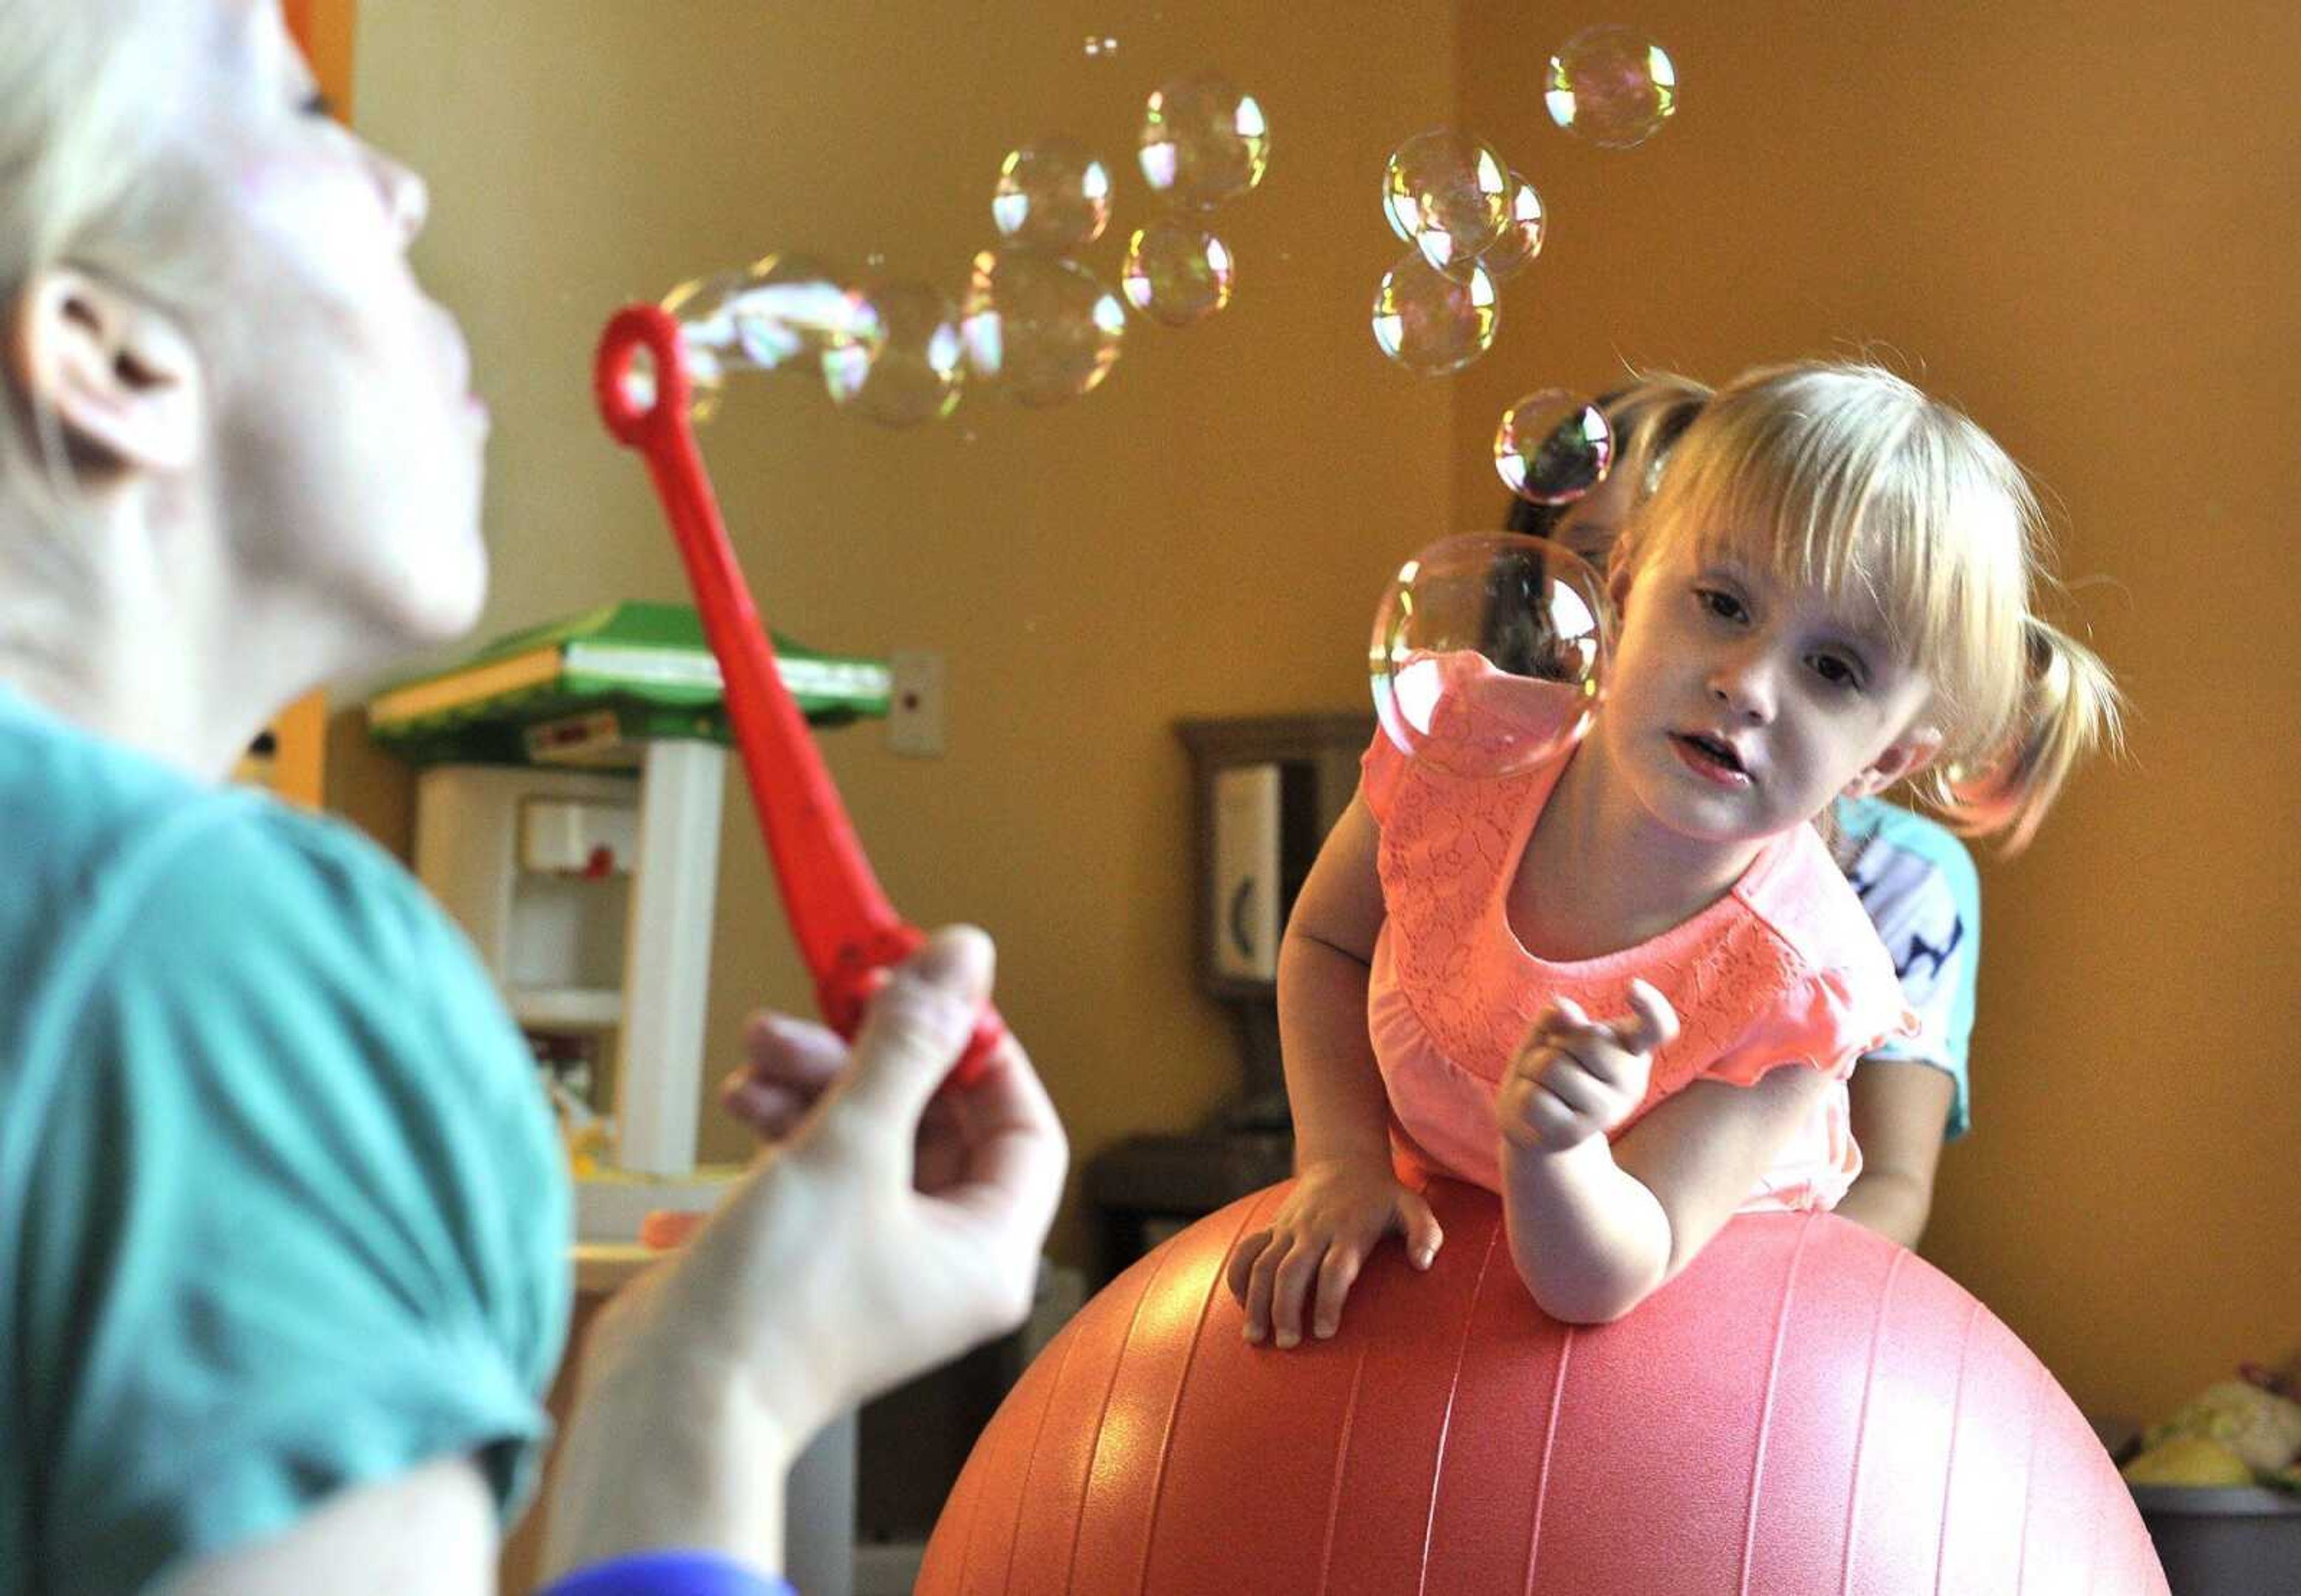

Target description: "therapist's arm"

left=1831, top=1058, right=1956, bottom=1248
left=163, top=1456, right=495, bottom=1596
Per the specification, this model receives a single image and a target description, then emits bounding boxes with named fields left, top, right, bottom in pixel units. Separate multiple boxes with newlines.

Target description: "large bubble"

left=1494, top=391, right=1614, bottom=504
left=661, top=254, right=877, bottom=420
left=1475, top=173, right=1548, bottom=283
left=660, top=270, right=748, bottom=419
left=1122, top=216, right=1236, bottom=327
left=1545, top=25, right=1678, bottom=149
left=958, top=247, right=1127, bottom=407
left=1370, top=252, right=1499, bottom=376
left=1382, top=129, right=1511, bottom=277
left=1370, top=533, right=1610, bottom=776
left=823, top=276, right=966, bottom=428
left=1138, top=71, right=1270, bottom=210
left=991, top=138, right=1113, bottom=253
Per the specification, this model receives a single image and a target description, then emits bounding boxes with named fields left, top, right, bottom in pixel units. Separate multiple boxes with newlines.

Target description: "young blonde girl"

left=1228, top=359, right=2119, bottom=1341
left=1518, top=374, right=1987, bottom=1250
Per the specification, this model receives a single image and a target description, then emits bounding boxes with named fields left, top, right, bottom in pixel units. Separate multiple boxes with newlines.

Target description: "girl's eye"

left=1808, top=652, right=1865, bottom=691
left=1695, top=587, right=1747, bottom=624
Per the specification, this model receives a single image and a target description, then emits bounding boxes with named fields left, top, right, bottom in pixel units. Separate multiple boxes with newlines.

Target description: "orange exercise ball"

left=922, top=1180, right=2165, bottom=1594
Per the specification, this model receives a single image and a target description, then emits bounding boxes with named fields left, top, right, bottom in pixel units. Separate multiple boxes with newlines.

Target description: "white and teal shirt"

left=1831, top=796, right=1982, bottom=1140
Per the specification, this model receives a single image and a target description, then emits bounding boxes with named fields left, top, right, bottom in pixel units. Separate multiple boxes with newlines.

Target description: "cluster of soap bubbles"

left=662, top=68, right=1268, bottom=428
left=1369, top=24, right=1675, bottom=377
left=1365, top=390, right=1630, bottom=773
left=1364, top=24, right=1676, bottom=774
left=1366, top=391, right=1631, bottom=773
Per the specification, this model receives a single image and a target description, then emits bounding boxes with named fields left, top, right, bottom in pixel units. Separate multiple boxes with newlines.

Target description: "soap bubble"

left=731, top=253, right=875, bottom=369
left=1494, top=391, right=1614, bottom=504
left=660, top=270, right=748, bottom=419
left=1370, top=532, right=1610, bottom=776
left=992, top=138, right=1113, bottom=253
left=958, top=247, right=1127, bottom=407
left=1139, top=71, right=1270, bottom=210
left=660, top=255, right=876, bottom=421
left=824, top=277, right=966, bottom=428
left=1382, top=129, right=1511, bottom=276
left=1546, top=25, right=1678, bottom=149
left=1475, top=173, right=1547, bottom=283
left=1121, top=216, right=1236, bottom=327
left=1370, top=252, right=1499, bottom=376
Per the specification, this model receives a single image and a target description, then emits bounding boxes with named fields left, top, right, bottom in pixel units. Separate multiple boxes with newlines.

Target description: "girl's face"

left=182, top=0, right=490, bottom=654
left=1598, top=533, right=1939, bottom=848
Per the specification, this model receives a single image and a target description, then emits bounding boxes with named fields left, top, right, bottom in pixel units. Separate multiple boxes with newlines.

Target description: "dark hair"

left=1499, top=382, right=1705, bottom=537
left=1484, top=378, right=1710, bottom=673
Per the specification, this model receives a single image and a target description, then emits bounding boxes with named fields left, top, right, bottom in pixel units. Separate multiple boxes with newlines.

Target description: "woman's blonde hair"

left=1617, top=359, right=2121, bottom=851
left=0, top=0, right=207, bottom=654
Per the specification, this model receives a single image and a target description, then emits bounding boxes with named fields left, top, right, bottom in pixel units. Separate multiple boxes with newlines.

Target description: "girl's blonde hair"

left=1617, top=359, right=2121, bottom=851
left=0, top=0, right=206, bottom=657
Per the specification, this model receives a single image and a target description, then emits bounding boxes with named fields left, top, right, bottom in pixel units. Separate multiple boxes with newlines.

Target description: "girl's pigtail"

left=1932, top=615, right=2124, bottom=852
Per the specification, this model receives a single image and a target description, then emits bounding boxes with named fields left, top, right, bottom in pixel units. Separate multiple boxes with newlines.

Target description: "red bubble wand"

left=594, top=303, right=999, bottom=1086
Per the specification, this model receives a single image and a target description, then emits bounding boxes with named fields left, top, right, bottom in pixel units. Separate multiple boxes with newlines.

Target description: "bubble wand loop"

left=594, top=303, right=999, bottom=1086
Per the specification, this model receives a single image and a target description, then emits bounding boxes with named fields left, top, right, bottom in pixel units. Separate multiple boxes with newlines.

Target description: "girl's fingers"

left=1621, top=980, right=1681, bottom=1056
left=1398, top=1191, right=1444, bottom=1269
left=1524, top=1080, right=1592, bottom=1147
left=1312, top=1244, right=1363, bottom=1338
left=1267, top=1232, right=1331, bottom=1349
left=1537, top=1053, right=1614, bottom=1119
left=1497, top=1079, right=1545, bottom=1148
left=1228, top=1229, right=1274, bottom=1312
left=1242, top=1231, right=1285, bottom=1341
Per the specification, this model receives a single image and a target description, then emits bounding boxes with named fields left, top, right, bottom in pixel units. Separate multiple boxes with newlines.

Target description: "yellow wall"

left=1454, top=2, right=2300, bottom=1423
left=351, top=2, right=2299, bottom=1427
left=350, top=3, right=1457, bottom=1260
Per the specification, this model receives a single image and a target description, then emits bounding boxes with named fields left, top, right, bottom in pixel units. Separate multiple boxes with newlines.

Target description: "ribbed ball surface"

left=923, top=1180, right=2164, bottom=1595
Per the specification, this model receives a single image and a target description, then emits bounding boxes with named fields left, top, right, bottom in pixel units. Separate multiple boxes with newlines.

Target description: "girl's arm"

left=1227, top=794, right=1445, bottom=1347
left=1831, top=1059, right=1956, bottom=1247
left=1275, top=796, right=1394, bottom=1170
left=1500, top=1064, right=1829, bottom=1323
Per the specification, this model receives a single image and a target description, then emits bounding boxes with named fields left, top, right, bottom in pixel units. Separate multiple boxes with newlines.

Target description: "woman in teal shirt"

left=0, top=3, right=1067, bottom=1592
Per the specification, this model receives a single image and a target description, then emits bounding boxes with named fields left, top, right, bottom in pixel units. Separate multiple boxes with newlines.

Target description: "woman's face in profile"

left=177, top=0, right=495, bottom=651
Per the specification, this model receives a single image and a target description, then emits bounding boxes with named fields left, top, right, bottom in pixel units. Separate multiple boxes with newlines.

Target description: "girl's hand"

left=1225, top=1158, right=1443, bottom=1349
left=1496, top=980, right=1680, bottom=1153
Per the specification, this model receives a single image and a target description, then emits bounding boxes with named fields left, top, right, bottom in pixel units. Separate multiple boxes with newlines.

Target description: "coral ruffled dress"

left=1363, top=656, right=1915, bottom=1210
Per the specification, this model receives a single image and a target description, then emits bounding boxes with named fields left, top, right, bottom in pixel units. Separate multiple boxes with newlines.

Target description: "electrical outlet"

left=887, top=651, right=945, bottom=757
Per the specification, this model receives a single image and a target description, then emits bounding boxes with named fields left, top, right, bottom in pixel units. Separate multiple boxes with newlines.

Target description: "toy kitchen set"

left=366, top=600, right=892, bottom=1241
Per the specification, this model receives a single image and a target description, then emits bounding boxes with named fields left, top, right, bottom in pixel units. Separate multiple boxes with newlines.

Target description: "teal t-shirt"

left=0, top=689, right=571, bottom=1594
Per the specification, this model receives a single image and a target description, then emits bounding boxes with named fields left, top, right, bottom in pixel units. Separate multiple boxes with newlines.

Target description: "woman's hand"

left=1496, top=980, right=1678, bottom=1153
left=541, top=927, right=1067, bottom=1579
left=1225, top=1157, right=1442, bottom=1349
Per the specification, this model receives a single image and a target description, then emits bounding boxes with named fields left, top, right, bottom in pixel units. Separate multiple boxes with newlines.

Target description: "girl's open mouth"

left=1671, top=731, right=1752, bottom=785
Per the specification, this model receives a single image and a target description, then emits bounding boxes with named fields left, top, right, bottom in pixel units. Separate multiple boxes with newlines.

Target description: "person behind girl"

left=1509, top=375, right=1982, bottom=1249
left=1228, top=359, right=2119, bottom=1342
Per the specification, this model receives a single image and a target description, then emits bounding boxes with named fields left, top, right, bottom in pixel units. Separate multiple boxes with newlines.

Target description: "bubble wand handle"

left=594, top=303, right=999, bottom=1085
